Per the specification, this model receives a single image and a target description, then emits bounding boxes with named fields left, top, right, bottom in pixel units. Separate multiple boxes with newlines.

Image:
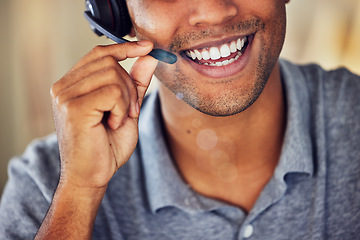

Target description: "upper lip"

left=179, top=33, right=254, bottom=53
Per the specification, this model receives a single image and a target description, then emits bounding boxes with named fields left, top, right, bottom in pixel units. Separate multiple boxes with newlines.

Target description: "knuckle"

left=50, top=81, right=61, bottom=98
left=62, top=100, right=77, bottom=117
left=102, top=56, right=118, bottom=67
left=50, top=85, right=56, bottom=99
left=91, top=45, right=107, bottom=57
left=107, top=84, right=129, bottom=105
left=55, top=93, right=66, bottom=106
left=92, top=45, right=105, bottom=53
left=51, top=75, right=71, bottom=99
left=107, top=84, right=123, bottom=98
left=104, top=67, right=120, bottom=80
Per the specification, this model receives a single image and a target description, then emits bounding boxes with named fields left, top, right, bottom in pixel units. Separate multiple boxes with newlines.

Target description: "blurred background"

left=0, top=0, right=359, bottom=195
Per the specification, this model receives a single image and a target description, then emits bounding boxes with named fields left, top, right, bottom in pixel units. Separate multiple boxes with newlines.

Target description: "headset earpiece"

left=84, top=0, right=178, bottom=64
left=85, top=0, right=132, bottom=38
left=112, top=0, right=132, bottom=37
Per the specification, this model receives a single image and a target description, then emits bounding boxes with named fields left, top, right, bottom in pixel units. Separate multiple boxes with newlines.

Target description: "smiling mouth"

left=182, top=35, right=251, bottom=67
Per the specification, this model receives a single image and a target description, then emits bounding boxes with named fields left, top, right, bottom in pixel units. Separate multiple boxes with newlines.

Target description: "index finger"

left=70, top=40, right=154, bottom=73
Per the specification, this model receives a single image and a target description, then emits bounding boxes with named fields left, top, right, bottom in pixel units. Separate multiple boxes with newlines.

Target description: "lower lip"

left=183, top=36, right=253, bottom=79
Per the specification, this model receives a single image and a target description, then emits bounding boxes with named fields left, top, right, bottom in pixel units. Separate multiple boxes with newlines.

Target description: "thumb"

left=129, top=55, right=159, bottom=108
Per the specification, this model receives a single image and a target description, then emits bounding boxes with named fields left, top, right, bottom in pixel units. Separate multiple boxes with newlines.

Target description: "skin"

left=35, top=0, right=288, bottom=239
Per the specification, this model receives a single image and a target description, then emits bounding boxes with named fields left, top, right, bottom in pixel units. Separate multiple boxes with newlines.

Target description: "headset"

left=84, top=0, right=177, bottom=64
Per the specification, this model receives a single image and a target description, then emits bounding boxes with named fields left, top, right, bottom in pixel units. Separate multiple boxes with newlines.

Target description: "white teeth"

left=209, top=47, right=221, bottom=60
left=190, top=50, right=197, bottom=60
left=230, top=41, right=237, bottom=53
left=206, top=52, right=242, bottom=67
left=235, top=52, right=241, bottom=60
left=194, top=49, right=202, bottom=60
left=186, top=36, right=248, bottom=65
left=219, top=44, right=231, bottom=58
left=236, top=38, right=242, bottom=50
left=201, top=49, right=210, bottom=60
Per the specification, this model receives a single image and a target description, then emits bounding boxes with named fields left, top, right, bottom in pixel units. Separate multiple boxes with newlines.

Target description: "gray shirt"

left=1, top=59, right=360, bottom=239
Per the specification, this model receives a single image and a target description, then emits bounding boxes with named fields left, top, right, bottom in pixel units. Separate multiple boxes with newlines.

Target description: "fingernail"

left=137, top=40, right=151, bottom=46
left=136, top=100, right=140, bottom=115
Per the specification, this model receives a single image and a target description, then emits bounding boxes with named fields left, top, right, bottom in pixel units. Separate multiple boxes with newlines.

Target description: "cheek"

left=127, top=1, right=157, bottom=34
left=249, top=0, right=287, bottom=48
left=266, top=2, right=287, bottom=51
left=242, top=0, right=285, bottom=23
left=126, top=1, right=182, bottom=45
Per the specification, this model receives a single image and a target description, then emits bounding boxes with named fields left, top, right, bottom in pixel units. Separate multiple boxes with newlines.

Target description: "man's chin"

left=178, top=89, right=262, bottom=118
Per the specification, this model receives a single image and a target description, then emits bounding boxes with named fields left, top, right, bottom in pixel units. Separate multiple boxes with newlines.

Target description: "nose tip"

left=188, top=0, right=238, bottom=27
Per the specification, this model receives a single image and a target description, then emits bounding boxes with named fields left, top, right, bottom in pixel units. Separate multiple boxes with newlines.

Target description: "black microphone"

left=84, top=11, right=177, bottom=64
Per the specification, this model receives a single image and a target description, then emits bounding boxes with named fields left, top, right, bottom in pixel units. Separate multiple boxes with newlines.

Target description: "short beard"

left=162, top=51, right=272, bottom=117
left=154, top=16, right=285, bottom=117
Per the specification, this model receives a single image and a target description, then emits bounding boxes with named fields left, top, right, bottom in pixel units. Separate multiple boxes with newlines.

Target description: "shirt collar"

left=276, top=59, right=314, bottom=178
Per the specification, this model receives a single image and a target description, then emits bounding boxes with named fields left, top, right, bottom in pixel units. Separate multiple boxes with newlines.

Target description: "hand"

left=50, top=41, right=158, bottom=191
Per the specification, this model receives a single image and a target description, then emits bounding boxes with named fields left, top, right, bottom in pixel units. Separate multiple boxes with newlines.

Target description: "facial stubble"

left=154, top=15, right=286, bottom=117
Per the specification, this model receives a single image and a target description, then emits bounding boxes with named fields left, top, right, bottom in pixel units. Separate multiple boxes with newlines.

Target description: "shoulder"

left=294, top=62, right=360, bottom=183
left=0, top=134, right=60, bottom=239
left=8, top=133, right=60, bottom=202
left=281, top=60, right=360, bottom=126
left=299, top=63, right=360, bottom=151
left=297, top=64, right=360, bottom=138
left=299, top=63, right=360, bottom=103
left=281, top=59, right=360, bottom=96
left=280, top=59, right=360, bottom=173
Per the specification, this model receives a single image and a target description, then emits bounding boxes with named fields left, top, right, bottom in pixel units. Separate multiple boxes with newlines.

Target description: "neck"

left=158, top=62, right=286, bottom=211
